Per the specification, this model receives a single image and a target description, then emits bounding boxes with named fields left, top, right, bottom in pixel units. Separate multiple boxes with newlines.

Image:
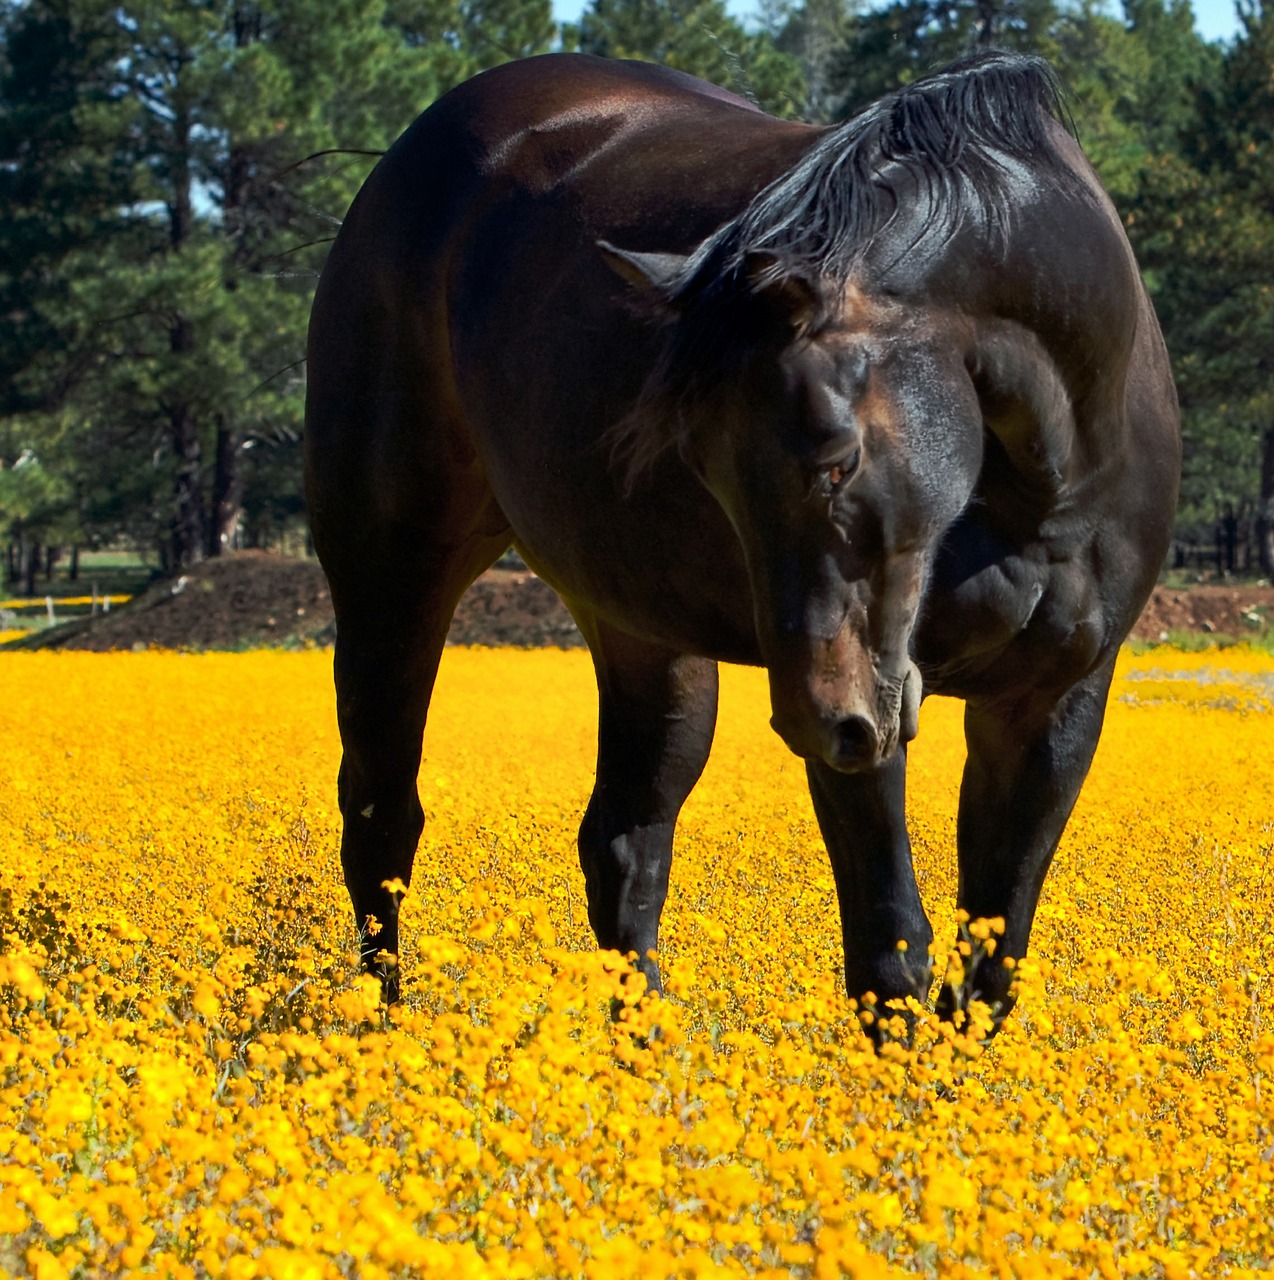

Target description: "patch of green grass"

left=75, top=549, right=152, bottom=570
left=1156, top=569, right=1271, bottom=590
left=4, top=551, right=155, bottom=605
left=1128, top=628, right=1274, bottom=655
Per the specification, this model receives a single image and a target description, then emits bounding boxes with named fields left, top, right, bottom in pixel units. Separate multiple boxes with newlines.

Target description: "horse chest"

left=918, top=522, right=1110, bottom=699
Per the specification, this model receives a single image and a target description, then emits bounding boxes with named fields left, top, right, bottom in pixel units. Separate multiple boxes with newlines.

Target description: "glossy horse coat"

left=305, top=52, right=1180, bottom=1028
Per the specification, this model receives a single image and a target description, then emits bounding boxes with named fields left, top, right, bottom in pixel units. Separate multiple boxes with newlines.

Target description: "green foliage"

left=0, top=442, right=72, bottom=538
left=827, top=0, right=1061, bottom=114
left=0, top=0, right=1270, bottom=572
left=0, top=0, right=555, bottom=570
left=574, top=0, right=805, bottom=116
left=1126, top=0, right=1274, bottom=552
left=762, top=0, right=859, bottom=122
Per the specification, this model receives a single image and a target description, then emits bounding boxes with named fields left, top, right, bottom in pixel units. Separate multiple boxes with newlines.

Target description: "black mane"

left=679, top=50, right=1076, bottom=298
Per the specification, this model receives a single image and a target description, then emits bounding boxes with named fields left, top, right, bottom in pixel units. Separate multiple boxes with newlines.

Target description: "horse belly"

left=505, top=444, right=761, bottom=660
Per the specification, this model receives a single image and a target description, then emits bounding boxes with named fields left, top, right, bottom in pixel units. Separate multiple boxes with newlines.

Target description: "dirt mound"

left=1130, top=583, right=1274, bottom=642
left=5, top=552, right=334, bottom=651
left=6, top=552, right=585, bottom=652
left=442, top=572, right=585, bottom=648
left=5, top=551, right=1270, bottom=652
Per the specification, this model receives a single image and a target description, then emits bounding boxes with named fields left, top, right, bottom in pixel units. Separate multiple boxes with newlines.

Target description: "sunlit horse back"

left=305, top=51, right=1179, bottom=1033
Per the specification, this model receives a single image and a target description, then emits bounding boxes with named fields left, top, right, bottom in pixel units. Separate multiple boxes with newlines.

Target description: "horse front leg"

left=576, top=616, right=719, bottom=998
left=806, top=750, right=934, bottom=1040
left=938, top=655, right=1117, bottom=1029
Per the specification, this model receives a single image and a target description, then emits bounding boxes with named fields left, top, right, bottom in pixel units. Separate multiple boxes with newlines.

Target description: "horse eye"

left=826, top=446, right=861, bottom=491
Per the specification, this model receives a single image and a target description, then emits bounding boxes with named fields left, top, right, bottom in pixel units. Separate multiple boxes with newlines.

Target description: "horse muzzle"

left=769, top=661, right=922, bottom=773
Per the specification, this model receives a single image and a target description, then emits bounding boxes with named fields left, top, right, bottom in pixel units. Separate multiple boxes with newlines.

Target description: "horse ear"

left=597, top=241, right=688, bottom=302
left=742, top=251, right=827, bottom=337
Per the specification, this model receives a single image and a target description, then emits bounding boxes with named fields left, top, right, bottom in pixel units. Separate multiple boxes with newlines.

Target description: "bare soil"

left=3, top=552, right=585, bottom=652
left=1130, top=583, right=1274, bottom=642
left=5, top=551, right=1270, bottom=651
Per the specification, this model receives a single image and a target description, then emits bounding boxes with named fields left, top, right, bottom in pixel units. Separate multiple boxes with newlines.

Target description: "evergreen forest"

left=1, top=0, right=1271, bottom=584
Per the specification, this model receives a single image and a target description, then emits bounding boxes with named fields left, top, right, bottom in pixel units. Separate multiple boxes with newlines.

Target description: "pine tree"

left=0, top=0, right=137, bottom=413
left=0, top=0, right=557, bottom=570
left=762, top=0, right=858, bottom=123
left=574, top=0, right=806, bottom=118
left=1129, top=0, right=1274, bottom=569
left=827, top=0, right=1059, bottom=114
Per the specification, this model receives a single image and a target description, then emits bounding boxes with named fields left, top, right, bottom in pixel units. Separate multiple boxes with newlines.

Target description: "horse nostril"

left=834, top=714, right=878, bottom=767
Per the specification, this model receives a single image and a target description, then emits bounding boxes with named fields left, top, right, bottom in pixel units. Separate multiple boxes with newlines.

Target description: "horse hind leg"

left=304, top=218, right=519, bottom=996
left=574, top=614, right=719, bottom=998
left=319, top=505, right=510, bottom=1000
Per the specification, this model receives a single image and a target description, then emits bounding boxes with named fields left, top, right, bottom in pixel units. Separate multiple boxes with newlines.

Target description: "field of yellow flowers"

left=1, top=645, right=1272, bottom=1279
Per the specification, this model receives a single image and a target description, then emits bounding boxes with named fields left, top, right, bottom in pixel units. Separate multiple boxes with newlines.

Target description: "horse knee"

left=338, top=752, right=424, bottom=824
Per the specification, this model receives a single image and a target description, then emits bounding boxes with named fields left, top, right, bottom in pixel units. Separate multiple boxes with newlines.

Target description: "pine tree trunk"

left=1221, top=507, right=1238, bottom=574
left=13, top=526, right=30, bottom=595
left=166, top=104, right=204, bottom=572
left=169, top=102, right=193, bottom=251
left=23, top=541, right=38, bottom=597
left=170, top=400, right=205, bottom=571
left=975, top=0, right=999, bottom=45
left=1259, top=426, right=1274, bottom=577
left=208, top=418, right=240, bottom=557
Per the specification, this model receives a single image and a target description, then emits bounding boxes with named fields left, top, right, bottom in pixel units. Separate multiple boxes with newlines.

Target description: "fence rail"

left=0, top=595, right=132, bottom=610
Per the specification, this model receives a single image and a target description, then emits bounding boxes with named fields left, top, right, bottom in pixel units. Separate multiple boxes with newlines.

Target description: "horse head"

left=603, top=241, right=984, bottom=771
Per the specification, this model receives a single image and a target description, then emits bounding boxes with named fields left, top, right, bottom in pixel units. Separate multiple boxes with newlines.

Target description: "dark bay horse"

left=304, top=51, right=1180, bottom=1031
